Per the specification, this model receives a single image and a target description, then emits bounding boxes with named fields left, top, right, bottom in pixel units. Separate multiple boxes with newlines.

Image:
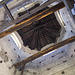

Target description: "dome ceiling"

left=17, top=13, right=61, bottom=51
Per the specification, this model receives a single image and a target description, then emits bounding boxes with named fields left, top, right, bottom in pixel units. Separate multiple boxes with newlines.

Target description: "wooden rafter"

left=5, top=0, right=62, bottom=25
left=14, top=36, right=75, bottom=68
left=0, top=2, right=65, bottom=39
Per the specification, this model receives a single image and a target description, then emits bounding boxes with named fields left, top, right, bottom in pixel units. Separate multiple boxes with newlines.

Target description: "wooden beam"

left=0, top=0, right=62, bottom=32
left=7, top=0, right=62, bottom=25
left=14, top=36, right=75, bottom=68
left=0, top=2, right=65, bottom=39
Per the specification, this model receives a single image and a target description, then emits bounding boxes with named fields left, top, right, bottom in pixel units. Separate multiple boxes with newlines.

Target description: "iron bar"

left=22, top=18, right=55, bottom=36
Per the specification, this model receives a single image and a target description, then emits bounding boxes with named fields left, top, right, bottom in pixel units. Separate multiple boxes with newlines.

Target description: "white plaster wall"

left=0, top=2, right=75, bottom=75
left=0, top=43, right=15, bottom=75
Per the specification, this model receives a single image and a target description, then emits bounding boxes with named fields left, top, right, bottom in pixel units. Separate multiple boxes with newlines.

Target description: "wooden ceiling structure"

left=0, top=0, right=75, bottom=73
left=17, top=13, right=61, bottom=51
left=0, top=0, right=74, bottom=38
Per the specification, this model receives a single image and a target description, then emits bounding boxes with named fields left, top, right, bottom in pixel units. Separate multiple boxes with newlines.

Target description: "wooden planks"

left=14, top=36, right=75, bottom=68
left=17, top=13, right=61, bottom=51
left=0, top=2, right=65, bottom=39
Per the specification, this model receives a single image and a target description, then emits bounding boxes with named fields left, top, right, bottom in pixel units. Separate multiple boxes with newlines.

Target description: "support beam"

left=14, top=36, right=75, bottom=68
left=0, top=0, right=62, bottom=32
left=3, top=4, right=14, bottom=21
left=7, top=0, right=62, bottom=25
left=0, top=2, right=65, bottom=39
